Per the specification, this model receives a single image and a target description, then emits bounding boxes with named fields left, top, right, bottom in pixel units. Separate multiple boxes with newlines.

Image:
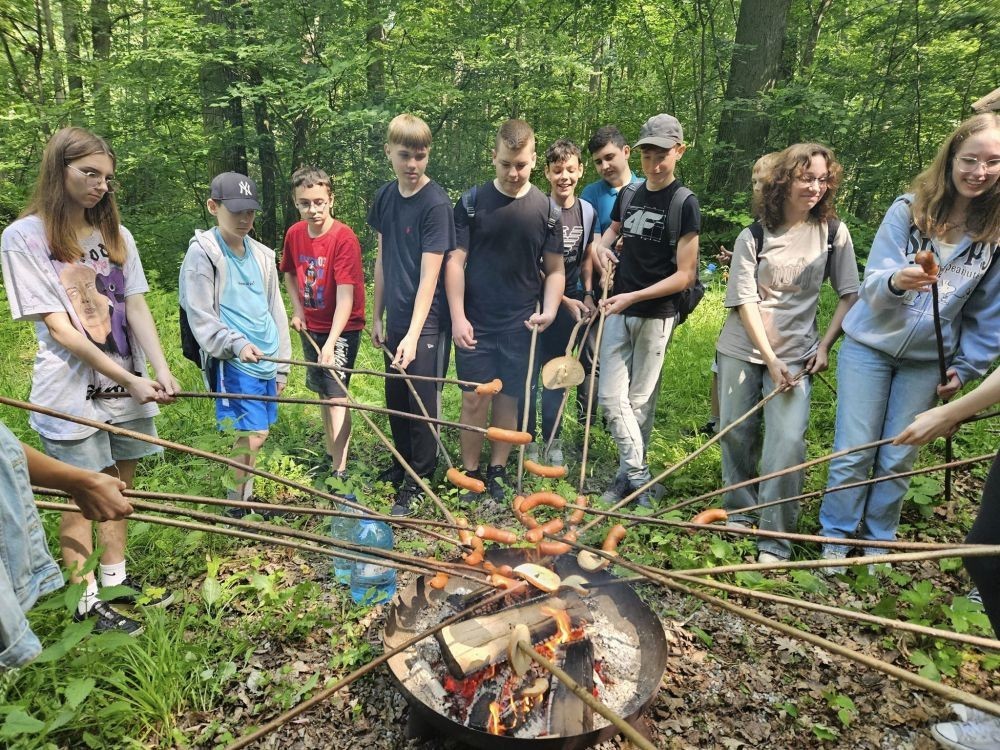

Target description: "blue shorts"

left=216, top=360, right=278, bottom=433
left=40, top=416, right=161, bottom=472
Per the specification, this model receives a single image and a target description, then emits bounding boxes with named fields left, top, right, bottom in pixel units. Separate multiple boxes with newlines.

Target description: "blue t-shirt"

left=580, top=173, right=642, bottom=234
left=216, top=228, right=278, bottom=379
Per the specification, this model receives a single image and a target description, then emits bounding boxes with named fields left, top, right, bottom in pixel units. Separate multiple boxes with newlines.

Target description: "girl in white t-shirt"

left=715, top=143, right=859, bottom=562
left=0, top=127, right=178, bottom=635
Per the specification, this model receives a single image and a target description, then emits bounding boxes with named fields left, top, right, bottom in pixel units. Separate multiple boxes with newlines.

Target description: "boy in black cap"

left=594, top=114, right=701, bottom=507
left=179, top=172, right=291, bottom=513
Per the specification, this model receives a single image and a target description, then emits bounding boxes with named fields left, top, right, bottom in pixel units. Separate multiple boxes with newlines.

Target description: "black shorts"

left=455, top=329, right=532, bottom=399
left=300, top=329, right=360, bottom=398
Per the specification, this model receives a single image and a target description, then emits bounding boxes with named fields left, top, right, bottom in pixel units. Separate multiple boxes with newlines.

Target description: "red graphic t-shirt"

left=279, top=220, right=366, bottom=333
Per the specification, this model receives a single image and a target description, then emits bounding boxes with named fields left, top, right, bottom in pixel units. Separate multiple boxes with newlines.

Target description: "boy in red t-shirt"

left=280, top=167, right=365, bottom=479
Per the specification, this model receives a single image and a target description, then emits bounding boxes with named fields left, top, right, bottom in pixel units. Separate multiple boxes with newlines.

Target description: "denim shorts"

left=40, top=416, right=161, bottom=472
left=216, top=360, right=278, bottom=432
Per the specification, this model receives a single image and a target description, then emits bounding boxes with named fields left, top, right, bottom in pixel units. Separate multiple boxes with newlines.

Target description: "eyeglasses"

left=65, top=164, right=120, bottom=193
left=795, top=175, right=830, bottom=188
left=954, top=155, right=1000, bottom=175
left=295, top=200, right=329, bottom=212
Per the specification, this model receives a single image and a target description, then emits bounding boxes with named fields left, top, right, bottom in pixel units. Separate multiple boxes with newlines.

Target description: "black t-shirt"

left=611, top=180, right=701, bottom=318
left=557, top=199, right=597, bottom=299
left=454, top=182, right=562, bottom=334
left=368, top=179, right=455, bottom=334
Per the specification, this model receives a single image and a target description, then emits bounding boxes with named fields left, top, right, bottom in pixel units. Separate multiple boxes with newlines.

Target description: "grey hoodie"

left=179, top=229, right=291, bottom=383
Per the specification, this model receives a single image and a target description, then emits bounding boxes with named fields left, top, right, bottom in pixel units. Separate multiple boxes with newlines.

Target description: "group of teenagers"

left=1, top=106, right=999, bottom=749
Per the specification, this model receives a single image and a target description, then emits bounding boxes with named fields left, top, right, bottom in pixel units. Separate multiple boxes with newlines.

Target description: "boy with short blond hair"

left=281, top=166, right=365, bottom=482
left=595, top=114, right=701, bottom=507
left=369, top=113, right=455, bottom=516
left=445, top=119, right=565, bottom=504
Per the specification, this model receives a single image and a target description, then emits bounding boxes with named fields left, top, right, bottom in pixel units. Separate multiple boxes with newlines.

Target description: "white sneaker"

left=819, top=543, right=849, bottom=576
left=950, top=704, right=993, bottom=724
left=931, top=716, right=1000, bottom=750
left=757, top=552, right=784, bottom=565
left=524, top=442, right=539, bottom=462
left=547, top=439, right=564, bottom=467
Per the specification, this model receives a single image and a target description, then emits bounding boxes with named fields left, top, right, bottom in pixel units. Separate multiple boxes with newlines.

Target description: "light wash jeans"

left=717, top=353, right=811, bottom=559
left=819, top=336, right=940, bottom=544
left=598, top=314, right=675, bottom=484
left=0, top=422, right=63, bottom=670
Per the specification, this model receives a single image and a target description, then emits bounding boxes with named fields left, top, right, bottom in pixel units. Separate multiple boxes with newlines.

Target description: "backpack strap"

left=580, top=198, right=596, bottom=252
left=748, top=220, right=765, bottom=254
left=666, top=186, right=694, bottom=252
left=826, top=218, right=841, bottom=254
left=461, top=185, right=478, bottom=222
left=546, top=197, right=560, bottom=231
left=617, top=181, right=641, bottom=225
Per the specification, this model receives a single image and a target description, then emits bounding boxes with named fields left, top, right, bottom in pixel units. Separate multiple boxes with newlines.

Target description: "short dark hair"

left=587, top=126, right=627, bottom=154
left=291, top=166, right=332, bottom=194
left=545, top=139, right=582, bottom=166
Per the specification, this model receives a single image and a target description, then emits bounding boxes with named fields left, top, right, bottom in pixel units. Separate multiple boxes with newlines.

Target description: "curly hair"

left=910, top=113, right=1000, bottom=242
left=753, top=143, right=842, bottom=232
left=24, top=127, right=125, bottom=264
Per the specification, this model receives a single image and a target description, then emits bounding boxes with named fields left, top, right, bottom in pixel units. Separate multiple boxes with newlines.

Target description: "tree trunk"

left=708, top=0, right=792, bottom=195
left=799, top=0, right=835, bottom=76
left=366, top=0, right=385, bottom=103
left=197, top=0, right=247, bottom=179
left=41, top=0, right=66, bottom=109
left=90, top=0, right=111, bottom=132
left=61, top=0, right=84, bottom=118
left=248, top=68, right=278, bottom=249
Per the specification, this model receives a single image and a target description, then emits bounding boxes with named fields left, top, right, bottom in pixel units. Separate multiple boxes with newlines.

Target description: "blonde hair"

left=387, top=114, right=432, bottom=149
left=751, top=152, right=779, bottom=181
left=754, top=143, right=843, bottom=231
left=496, top=119, right=535, bottom=151
left=910, top=113, right=1000, bottom=242
left=23, top=127, right=125, bottom=264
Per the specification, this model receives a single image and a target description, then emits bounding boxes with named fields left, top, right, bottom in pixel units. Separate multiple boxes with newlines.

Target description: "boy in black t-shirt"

left=369, top=114, right=456, bottom=516
left=445, top=119, right=565, bottom=504
left=594, top=114, right=701, bottom=507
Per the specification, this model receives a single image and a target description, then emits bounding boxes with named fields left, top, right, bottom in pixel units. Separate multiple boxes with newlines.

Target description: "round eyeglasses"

left=65, top=163, right=120, bottom=193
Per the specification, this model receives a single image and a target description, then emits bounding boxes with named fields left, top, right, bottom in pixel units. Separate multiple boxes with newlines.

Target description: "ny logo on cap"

left=239, top=181, right=252, bottom=196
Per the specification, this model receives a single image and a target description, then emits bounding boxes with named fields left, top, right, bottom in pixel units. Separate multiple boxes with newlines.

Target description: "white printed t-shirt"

left=1, top=215, right=158, bottom=440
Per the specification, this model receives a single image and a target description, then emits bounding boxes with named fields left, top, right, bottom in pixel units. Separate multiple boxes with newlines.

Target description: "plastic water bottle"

left=349, top=520, right=397, bottom=604
left=700, top=262, right=718, bottom=284
left=330, top=505, right=360, bottom=584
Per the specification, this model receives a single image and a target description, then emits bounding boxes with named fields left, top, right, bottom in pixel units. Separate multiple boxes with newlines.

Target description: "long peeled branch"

left=517, top=305, right=542, bottom=495
left=578, top=263, right=614, bottom=494
left=37, top=501, right=488, bottom=583
left=0, top=395, right=461, bottom=549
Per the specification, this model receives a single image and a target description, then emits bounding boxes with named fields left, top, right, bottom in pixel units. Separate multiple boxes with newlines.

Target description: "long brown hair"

left=753, top=143, right=842, bottom=231
left=22, top=127, right=126, bottom=264
left=910, top=113, right=1000, bottom=242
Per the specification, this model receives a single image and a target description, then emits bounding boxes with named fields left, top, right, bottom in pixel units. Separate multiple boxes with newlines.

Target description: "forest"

left=1, top=0, right=999, bottom=747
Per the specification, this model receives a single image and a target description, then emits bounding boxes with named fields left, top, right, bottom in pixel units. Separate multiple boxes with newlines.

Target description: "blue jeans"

left=598, top=314, right=675, bottom=483
left=717, top=353, right=811, bottom=559
left=819, top=336, right=940, bottom=543
left=0, top=422, right=63, bottom=670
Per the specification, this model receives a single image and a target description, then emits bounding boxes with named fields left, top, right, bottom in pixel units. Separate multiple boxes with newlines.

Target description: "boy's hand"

left=584, top=295, right=598, bottom=317
left=937, top=368, right=962, bottom=400
left=239, top=344, right=262, bottom=363
left=393, top=334, right=419, bottom=370
left=371, top=319, right=385, bottom=348
left=276, top=380, right=287, bottom=396
left=73, top=471, right=132, bottom=521
left=563, top=298, right=590, bottom=322
left=525, top=310, right=554, bottom=332
left=453, top=317, right=477, bottom=350
left=599, top=292, right=635, bottom=316
left=717, top=245, right=733, bottom=266
left=290, top=316, right=306, bottom=332
left=126, top=375, right=165, bottom=404
left=596, top=245, right=619, bottom=270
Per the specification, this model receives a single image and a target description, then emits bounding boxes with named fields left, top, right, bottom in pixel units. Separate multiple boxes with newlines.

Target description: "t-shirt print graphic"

left=622, top=207, right=665, bottom=243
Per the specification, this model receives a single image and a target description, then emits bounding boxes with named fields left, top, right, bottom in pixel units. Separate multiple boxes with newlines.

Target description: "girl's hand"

left=72, top=471, right=132, bottom=521
left=127, top=375, right=165, bottom=404
left=155, top=371, right=181, bottom=403
left=937, top=368, right=962, bottom=400
left=891, top=266, right=937, bottom=293
left=806, top=345, right=829, bottom=374
left=894, top=404, right=960, bottom=446
left=765, top=357, right=794, bottom=392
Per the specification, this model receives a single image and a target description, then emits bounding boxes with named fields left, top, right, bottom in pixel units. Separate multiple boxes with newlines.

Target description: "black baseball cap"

left=210, top=172, right=261, bottom=211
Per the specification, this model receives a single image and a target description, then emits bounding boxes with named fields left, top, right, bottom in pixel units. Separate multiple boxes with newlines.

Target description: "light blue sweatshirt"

left=842, top=194, right=1000, bottom=386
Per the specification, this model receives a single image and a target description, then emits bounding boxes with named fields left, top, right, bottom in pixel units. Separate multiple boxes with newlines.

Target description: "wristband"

left=887, top=274, right=904, bottom=296
left=583, top=290, right=596, bottom=298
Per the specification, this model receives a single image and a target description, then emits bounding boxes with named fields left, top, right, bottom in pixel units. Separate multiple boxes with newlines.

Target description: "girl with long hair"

left=716, top=143, right=859, bottom=562
left=819, top=113, right=1000, bottom=570
left=1, top=127, right=179, bottom=634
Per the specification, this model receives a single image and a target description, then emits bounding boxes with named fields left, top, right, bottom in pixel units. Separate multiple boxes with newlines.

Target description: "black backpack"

left=179, top=306, right=201, bottom=364
left=618, top=182, right=704, bottom=324
left=748, top=217, right=841, bottom=259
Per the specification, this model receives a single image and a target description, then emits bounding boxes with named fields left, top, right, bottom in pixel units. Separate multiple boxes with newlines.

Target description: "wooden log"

left=437, top=596, right=590, bottom=678
left=547, top=638, right=594, bottom=736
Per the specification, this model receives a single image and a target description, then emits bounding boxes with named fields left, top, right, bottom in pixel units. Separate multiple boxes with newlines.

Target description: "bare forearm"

left=125, top=295, right=170, bottom=375
left=445, top=251, right=468, bottom=320
left=406, top=253, right=444, bottom=339
left=283, top=273, right=306, bottom=320
left=818, top=293, right=858, bottom=351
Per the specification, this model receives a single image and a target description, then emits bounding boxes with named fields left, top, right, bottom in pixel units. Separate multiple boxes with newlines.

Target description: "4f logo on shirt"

left=622, top=207, right=665, bottom=242
left=239, top=181, right=252, bottom=196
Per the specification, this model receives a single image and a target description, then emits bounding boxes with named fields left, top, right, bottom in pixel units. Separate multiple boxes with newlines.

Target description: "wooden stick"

left=578, top=262, right=614, bottom=494
left=516, top=641, right=657, bottom=750
left=544, top=312, right=598, bottom=457
left=517, top=306, right=542, bottom=495
left=262, top=354, right=490, bottom=391
left=0, top=395, right=461, bottom=549
left=224, top=583, right=528, bottom=750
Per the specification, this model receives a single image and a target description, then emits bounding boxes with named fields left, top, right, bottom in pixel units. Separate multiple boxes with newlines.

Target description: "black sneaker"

left=223, top=504, right=249, bottom=520
left=74, top=601, right=144, bottom=636
left=485, top=465, right=509, bottom=503
left=682, top=420, right=718, bottom=438
left=600, top=472, right=630, bottom=504
left=628, top=481, right=653, bottom=509
left=104, top=577, right=175, bottom=608
left=376, top=463, right=405, bottom=487
left=391, top=481, right=421, bottom=517
left=459, top=468, right=484, bottom=505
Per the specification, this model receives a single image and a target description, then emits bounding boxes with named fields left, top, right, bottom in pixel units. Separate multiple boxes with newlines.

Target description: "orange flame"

left=487, top=701, right=505, bottom=735
left=541, top=606, right=572, bottom=644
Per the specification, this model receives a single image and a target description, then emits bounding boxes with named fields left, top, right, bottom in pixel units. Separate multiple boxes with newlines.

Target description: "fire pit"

left=384, top=549, right=668, bottom=749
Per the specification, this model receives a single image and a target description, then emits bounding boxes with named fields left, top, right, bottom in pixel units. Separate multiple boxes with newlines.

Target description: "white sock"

left=100, top=560, right=127, bottom=588
left=78, top=579, right=99, bottom=616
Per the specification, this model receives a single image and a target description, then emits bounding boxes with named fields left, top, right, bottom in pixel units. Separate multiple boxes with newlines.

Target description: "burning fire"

left=542, top=606, right=573, bottom=644
left=487, top=701, right=505, bottom=735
